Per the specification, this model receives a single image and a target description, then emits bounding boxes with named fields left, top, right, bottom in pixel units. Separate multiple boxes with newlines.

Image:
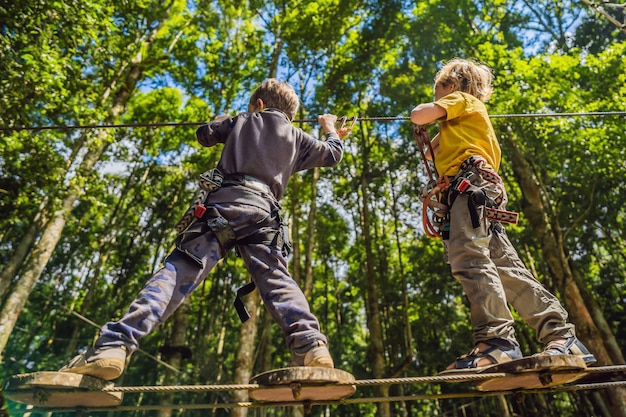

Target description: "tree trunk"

left=0, top=206, right=46, bottom=300
left=289, top=176, right=302, bottom=285
left=0, top=4, right=173, bottom=358
left=359, top=137, right=390, bottom=417
left=0, top=182, right=81, bottom=358
left=157, top=298, right=189, bottom=417
left=303, top=168, right=320, bottom=299
left=231, top=289, right=259, bottom=417
left=501, top=127, right=626, bottom=416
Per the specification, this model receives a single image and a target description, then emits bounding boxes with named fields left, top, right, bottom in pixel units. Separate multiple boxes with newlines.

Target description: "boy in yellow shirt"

left=411, top=58, right=595, bottom=372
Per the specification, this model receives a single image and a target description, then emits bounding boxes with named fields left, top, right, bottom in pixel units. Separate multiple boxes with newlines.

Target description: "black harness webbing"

left=233, top=282, right=257, bottom=322
left=229, top=214, right=291, bottom=323
left=445, top=157, right=519, bottom=234
left=178, top=170, right=291, bottom=323
left=200, top=205, right=291, bottom=324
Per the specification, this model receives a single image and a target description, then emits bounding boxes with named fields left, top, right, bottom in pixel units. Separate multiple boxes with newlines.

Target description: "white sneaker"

left=290, top=340, right=334, bottom=368
left=540, top=337, right=597, bottom=365
left=59, top=345, right=127, bottom=380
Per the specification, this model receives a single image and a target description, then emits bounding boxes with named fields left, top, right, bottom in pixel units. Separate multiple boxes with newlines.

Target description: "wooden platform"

left=3, top=371, right=123, bottom=408
left=475, top=355, right=587, bottom=391
left=248, top=367, right=356, bottom=402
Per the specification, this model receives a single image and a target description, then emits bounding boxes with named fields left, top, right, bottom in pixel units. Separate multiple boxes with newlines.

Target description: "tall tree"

left=0, top=0, right=184, bottom=358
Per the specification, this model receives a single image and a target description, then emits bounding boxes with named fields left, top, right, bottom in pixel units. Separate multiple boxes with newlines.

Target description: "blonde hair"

left=434, top=58, right=493, bottom=102
left=249, top=78, right=300, bottom=120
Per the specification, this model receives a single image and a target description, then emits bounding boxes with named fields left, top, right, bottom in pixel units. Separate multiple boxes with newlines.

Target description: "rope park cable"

left=8, top=372, right=626, bottom=414
left=1, top=111, right=625, bottom=132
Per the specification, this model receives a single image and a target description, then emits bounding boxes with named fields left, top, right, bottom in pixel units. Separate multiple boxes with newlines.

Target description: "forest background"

left=1, top=1, right=625, bottom=416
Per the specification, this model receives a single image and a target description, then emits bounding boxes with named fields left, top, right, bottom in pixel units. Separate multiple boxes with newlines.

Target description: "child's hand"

left=318, top=114, right=356, bottom=139
left=318, top=114, right=338, bottom=134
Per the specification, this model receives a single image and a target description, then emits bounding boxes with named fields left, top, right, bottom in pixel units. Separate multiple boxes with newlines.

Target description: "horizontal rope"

left=99, top=365, right=626, bottom=393
left=1, top=111, right=625, bottom=132
left=103, top=383, right=260, bottom=393
left=350, top=372, right=507, bottom=386
left=101, top=372, right=507, bottom=393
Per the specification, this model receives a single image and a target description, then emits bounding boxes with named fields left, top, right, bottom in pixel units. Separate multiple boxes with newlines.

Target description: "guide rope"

left=95, top=365, right=626, bottom=394
left=99, top=372, right=508, bottom=393
left=1, top=111, right=625, bottom=131
left=9, top=375, right=626, bottom=414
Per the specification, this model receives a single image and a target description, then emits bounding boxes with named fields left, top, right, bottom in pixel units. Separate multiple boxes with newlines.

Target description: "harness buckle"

left=199, top=168, right=224, bottom=191
left=457, top=178, right=471, bottom=193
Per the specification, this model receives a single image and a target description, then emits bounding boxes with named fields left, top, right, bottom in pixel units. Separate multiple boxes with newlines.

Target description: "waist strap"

left=222, top=174, right=273, bottom=196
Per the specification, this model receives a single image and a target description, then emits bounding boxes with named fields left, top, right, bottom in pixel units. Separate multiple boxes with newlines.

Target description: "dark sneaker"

left=59, top=345, right=127, bottom=380
left=290, top=340, right=334, bottom=368
left=541, top=337, right=597, bottom=365
left=440, top=338, right=523, bottom=374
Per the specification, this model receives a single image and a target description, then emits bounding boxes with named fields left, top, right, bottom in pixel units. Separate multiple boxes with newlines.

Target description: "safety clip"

left=337, top=116, right=357, bottom=139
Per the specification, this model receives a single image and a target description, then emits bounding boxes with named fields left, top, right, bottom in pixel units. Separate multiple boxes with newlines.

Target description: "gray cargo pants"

left=443, top=165, right=575, bottom=346
left=96, top=201, right=326, bottom=354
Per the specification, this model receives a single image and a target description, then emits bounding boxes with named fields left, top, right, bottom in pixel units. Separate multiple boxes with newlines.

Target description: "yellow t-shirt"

left=434, top=91, right=501, bottom=177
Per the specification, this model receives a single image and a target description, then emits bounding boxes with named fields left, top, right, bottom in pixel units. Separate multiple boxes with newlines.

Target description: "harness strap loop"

left=485, top=207, right=519, bottom=224
left=449, top=156, right=519, bottom=229
left=420, top=176, right=450, bottom=238
left=234, top=282, right=257, bottom=323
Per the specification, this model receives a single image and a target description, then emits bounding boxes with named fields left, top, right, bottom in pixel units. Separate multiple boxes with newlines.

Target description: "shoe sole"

left=579, top=354, right=597, bottom=365
left=60, top=359, right=124, bottom=381
left=304, top=357, right=334, bottom=368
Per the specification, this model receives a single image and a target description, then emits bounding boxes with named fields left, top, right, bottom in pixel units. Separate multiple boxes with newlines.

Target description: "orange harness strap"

left=413, top=127, right=450, bottom=238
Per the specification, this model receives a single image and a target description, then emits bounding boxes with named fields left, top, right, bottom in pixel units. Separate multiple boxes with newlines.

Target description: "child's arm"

left=410, top=102, right=446, bottom=125
left=292, top=114, right=345, bottom=171
left=196, top=115, right=233, bottom=147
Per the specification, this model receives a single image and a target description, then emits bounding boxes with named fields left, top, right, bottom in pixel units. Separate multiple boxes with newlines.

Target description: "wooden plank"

left=476, top=355, right=587, bottom=391
left=249, top=367, right=356, bottom=402
left=4, top=371, right=123, bottom=408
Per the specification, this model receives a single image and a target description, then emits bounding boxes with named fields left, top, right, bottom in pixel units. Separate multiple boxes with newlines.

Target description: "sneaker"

left=59, top=345, right=127, bottom=380
left=290, top=340, right=334, bottom=368
left=441, top=338, right=523, bottom=374
left=541, top=337, right=597, bottom=365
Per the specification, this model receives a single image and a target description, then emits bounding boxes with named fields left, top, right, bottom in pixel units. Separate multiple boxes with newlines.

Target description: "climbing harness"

left=419, top=176, right=451, bottom=239
left=225, top=204, right=292, bottom=323
left=447, top=156, right=519, bottom=230
left=222, top=173, right=273, bottom=195
left=413, top=127, right=519, bottom=239
left=174, top=169, right=292, bottom=323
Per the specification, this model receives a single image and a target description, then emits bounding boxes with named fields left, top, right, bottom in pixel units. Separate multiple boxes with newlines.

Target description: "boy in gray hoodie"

left=61, top=79, right=348, bottom=380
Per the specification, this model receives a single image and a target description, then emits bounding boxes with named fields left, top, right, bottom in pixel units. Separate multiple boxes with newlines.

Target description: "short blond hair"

left=434, top=58, right=493, bottom=102
left=249, top=78, right=300, bottom=120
